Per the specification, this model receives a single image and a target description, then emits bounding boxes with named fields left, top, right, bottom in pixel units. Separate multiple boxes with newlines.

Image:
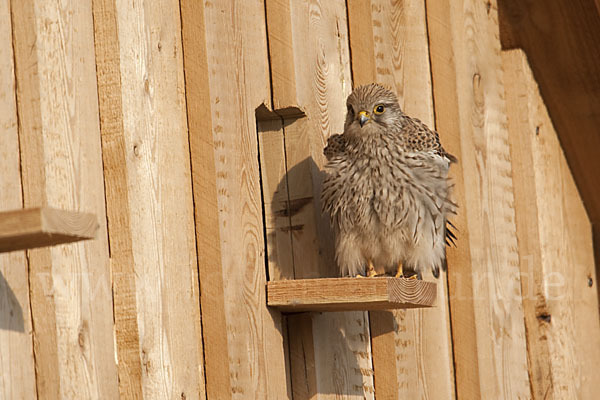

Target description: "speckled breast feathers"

left=321, top=84, right=456, bottom=278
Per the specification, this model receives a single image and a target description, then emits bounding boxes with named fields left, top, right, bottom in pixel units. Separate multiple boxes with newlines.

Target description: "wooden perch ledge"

left=267, top=277, right=437, bottom=312
left=0, top=207, right=99, bottom=253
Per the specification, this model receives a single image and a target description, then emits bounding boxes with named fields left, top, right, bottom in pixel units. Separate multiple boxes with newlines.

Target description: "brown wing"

left=402, top=116, right=457, bottom=163
left=323, top=133, right=347, bottom=160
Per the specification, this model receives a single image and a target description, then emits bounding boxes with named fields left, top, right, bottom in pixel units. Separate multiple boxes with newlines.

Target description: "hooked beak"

left=358, top=110, right=370, bottom=127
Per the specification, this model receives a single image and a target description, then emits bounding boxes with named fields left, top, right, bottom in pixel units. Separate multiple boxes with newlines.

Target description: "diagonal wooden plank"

left=504, top=48, right=600, bottom=399
left=499, top=0, right=600, bottom=228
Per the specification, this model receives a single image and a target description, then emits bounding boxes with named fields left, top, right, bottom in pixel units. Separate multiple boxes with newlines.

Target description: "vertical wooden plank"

left=91, top=0, right=144, bottom=398
left=425, top=1, right=480, bottom=397
left=504, top=49, right=600, bottom=399
left=347, top=1, right=456, bottom=398
left=179, top=1, right=226, bottom=398
left=195, top=0, right=289, bottom=398
left=346, top=0, right=376, bottom=86
left=503, top=49, right=551, bottom=400
left=288, top=314, right=318, bottom=398
left=11, top=0, right=119, bottom=398
left=426, top=0, right=531, bottom=398
left=264, top=0, right=297, bottom=110
left=265, top=0, right=374, bottom=398
left=0, top=0, right=36, bottom=398
left=257, top=118, right=295, bottom=280
left=95, top=0, right=206, bottom=397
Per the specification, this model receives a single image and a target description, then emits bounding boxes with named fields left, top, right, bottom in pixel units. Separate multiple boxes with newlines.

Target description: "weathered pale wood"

left=504, top=49, right=600, bottom=399
left=426, top=0, right=531, bottom=398
left=257, top=116, right=295, bottom=280
left=0, top=208, right=98, bottom=253
left=268, top=278, right=437, bottom=312
left=95, top=0, right=206, bottom=397
left=426, top=2, right=481, bottom=397
left=287, top=314, right=318, bottom=398
left=287, top=312, right=378, bottom=399
left=190, top=0, right=289, bottom=398
left=264, top=0, right=297, bottom=111
left=91, top=0, right=143, bottom=397
left=264, top=0, right=375, bottom=398
left=179, top=2, right=228, bottom=399
left=346, top=0, right=376, bottom=86
left=368, top=311, right=396, bottom=399
left=11, top=0, right=119, bottom=397
left=347, top=0, right=456, bottom=398
left=0, top=0, right=36, bottom=396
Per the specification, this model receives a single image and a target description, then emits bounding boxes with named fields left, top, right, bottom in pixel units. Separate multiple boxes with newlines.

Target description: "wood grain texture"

left=498, top=0, right=600, bottom=229
left=264, top=0, right=297, bottom=110
left=179, top=2, right=228, bottom=399
left=0, top=208, right=98, bottom=253
left=346, top=0, right=376, bottom=86
left=267, top=278, right=436, bottom=311
left=91, top=0, right=144, bottom=397
left=0, top=0, right=36, bottom=396
left=196, top=0, right=289, bottom=398
left=347, top=0, right=456, bottom=398
left=287, top=314, right=318, bottom=398
left=265, top=0, right=375, bottom=398
left=97, top=0, right=206, bottom=397
left=257, top=117, right=295, bottom=280
left=11, top=0, right=119, bottom=397
left=504, top=49, right=600, bottom=399
left=426, top=0, right=531, bottom=398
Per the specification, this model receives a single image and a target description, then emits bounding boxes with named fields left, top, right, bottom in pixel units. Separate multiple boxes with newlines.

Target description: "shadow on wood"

left=258, top=107, right=376, bottom=397
left=0, top=271, right=24, bottom=332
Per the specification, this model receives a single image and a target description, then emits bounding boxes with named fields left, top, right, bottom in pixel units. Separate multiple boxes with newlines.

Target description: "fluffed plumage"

left=321, top=83, right=456, bottom=279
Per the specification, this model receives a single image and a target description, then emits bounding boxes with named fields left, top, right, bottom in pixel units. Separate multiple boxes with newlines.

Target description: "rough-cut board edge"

left=0, top=207, right=98, bottom=253
left=267, top=277, right=437, bottom=312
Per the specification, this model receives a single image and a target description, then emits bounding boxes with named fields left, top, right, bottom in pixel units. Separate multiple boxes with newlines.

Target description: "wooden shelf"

left=267, top=277, right=437, bottom=312
left=0, top=207, right=99, bottom=253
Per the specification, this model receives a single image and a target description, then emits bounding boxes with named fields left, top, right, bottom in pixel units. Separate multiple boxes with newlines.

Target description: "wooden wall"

left=0, top=0, right=599, bottom=399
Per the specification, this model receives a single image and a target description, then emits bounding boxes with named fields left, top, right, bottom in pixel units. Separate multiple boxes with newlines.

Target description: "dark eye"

left=347, top=104, right=354, bottom=115
left=374, top=105, right=385, bottom=114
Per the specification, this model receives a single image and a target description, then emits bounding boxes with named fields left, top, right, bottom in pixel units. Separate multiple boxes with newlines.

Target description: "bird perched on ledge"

left=321, top=83, right=456, bottom=279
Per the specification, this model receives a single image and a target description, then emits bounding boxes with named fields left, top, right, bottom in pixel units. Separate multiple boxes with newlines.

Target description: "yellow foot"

left=356, top=260, right=381, bottom=278
left=366, top=260, right=377, bottom=277
left=394, top=261, right=404, bottom=278
left=394, top=262, right=417, bottom=279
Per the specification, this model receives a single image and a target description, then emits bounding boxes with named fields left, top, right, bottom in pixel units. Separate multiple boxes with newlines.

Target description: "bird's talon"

left=366, top=259, right=377, bottom=277
left=394, top=261, right=404, bottom=278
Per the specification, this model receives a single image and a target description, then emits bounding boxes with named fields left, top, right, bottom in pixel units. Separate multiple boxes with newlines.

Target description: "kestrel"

left=321, top=83, right=456, bottom=279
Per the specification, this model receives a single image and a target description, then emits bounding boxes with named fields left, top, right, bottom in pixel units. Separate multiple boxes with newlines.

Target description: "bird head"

left=344, top=83, right=403, bottom=136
